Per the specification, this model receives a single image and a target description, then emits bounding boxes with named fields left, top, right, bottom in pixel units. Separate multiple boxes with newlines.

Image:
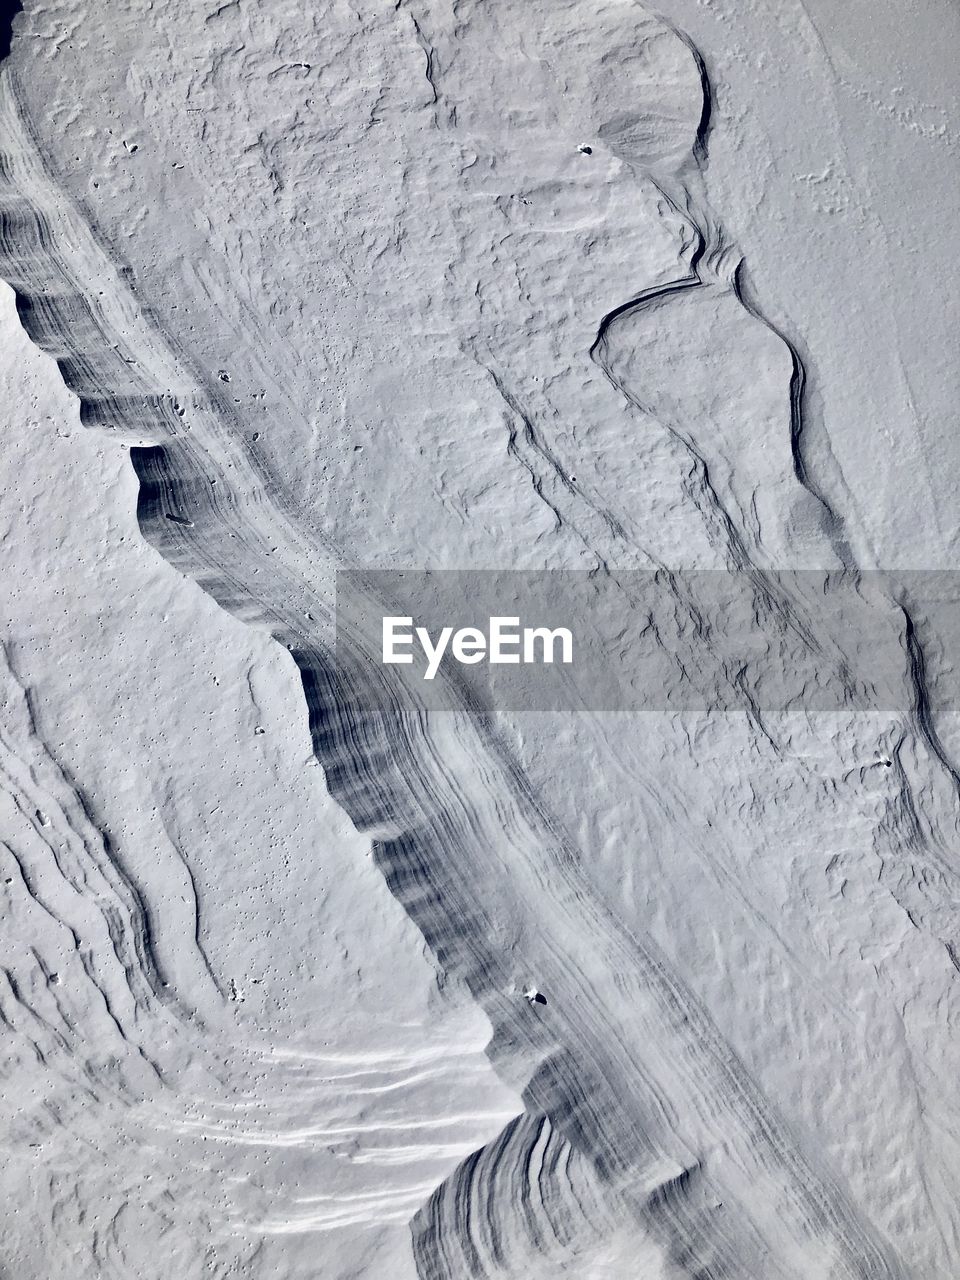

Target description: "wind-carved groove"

left=0, top=641, right=175, bottom=1088
left=9, top=655, right=169, bottom=1016
left=411, top=1112, right=629, bottom=1278
left=591, top=202, right=852, bottom=575
left=0, top=35, right=916, bottom=1280
left=465, top=343, right=633, bottom=560
left=902, top=607, right=960, bottom=796
left=730, top=259, right=855, bottom=567
left=657, top=14, right=713, bottom=166
left=397, top=0, right=441, bottom=107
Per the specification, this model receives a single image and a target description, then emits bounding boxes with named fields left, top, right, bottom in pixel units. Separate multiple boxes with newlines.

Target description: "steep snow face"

left=0, top=280, right=519, bottom=1277
left=1, top=1, right=959, bottom=1278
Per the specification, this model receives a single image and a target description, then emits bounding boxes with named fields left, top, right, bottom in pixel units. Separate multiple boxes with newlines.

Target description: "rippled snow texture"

left=1, top=1, right=959, bottom=1277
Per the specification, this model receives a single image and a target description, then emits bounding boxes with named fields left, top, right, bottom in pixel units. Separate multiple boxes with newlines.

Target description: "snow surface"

left=0, top=1, right=958, bottom=1276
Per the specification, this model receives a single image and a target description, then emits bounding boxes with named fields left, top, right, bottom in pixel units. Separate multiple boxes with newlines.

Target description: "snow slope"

left=1, top=1, right=959, bottom=1276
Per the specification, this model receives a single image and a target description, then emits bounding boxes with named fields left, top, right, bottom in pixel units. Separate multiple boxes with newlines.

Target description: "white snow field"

left=0, top=1, right=958, bottom=1276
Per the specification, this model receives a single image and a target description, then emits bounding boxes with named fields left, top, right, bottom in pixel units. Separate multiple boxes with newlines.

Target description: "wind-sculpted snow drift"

left=1, top=0, right=959, bottom=1276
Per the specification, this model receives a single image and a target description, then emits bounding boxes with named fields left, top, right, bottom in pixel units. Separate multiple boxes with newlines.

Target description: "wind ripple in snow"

left=1, top=2, right=959, bottom=1276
